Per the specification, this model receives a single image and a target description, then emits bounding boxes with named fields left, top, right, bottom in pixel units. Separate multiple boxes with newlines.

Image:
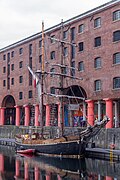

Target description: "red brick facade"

left=0, top=0, right=120, bottom=127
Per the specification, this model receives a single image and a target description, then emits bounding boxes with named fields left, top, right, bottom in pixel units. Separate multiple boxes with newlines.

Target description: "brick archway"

left=63, top=85, right=87, bottom=127
left=64, top=85, right=87, bottom=102
left=1, top=95, right=16, bottom=125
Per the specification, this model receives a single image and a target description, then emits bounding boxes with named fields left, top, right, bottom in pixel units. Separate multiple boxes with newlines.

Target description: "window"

left=3, top=80, right=6, bottom=87
left=113, top=52, right=120, bottom=64
left=19, top=76, right=23, bottom=83
left=94, top=17, right=101, bottom=28
left=63, top=30, right=67, bottom=39
left=19, top=48, right=23, bottom=55
left=64, top=47, right=68, bottom=56
left=39, top=55, right=42, bottom=63
left=29, top=44, right=32, bottom=56
left=94, top=37, right=101, bottom=47
left=3, top=67, right=6, bottom=73
left=113, top=31, right=120, bottom=42
left=78, top=61, right=84, bottom=71
left=19, top=61, right=23, bottom=68
left=28, top=90, right=33, bottom=98
left=94, top=80, right=101, bottom=91
left=50, top=51, right=55, bottom=60
left=71, top=27, right=75, bottom=41
left=3, top=54, right=6, bottom=60
left=78, top=42, right=84, bottom=52
left=113, top=77, right=120, bottom=89
left=78, top=24, right=84, bottom=33
left=29, top=57, right=32, bottom=68
left=7, top=77, right=10, bottom=90
left=39, top=40, right=42, bottom=48
left=71, top=45, right=75, bottom=59
left=50, top=35, right=55, bottom=43
left=11, top=64, right=14, bottom=71
left=11, top=51, right=14, bottom=58
left=63, top=67, right=67, bottom=74
left=94, top=57, right=101, bottom=68
left=7, top=53, right=10, bottom=62
left=19, top=92, right=23, bottom=100
left=11, top=78, right=14, bottom=85
left=71, top=61, right=75, bottom=76
left=29, top=73, right=32, bottom=86
left=50, top=68, right=55, bottom=77
left=113, top=10, right=120, bottom=21
left=50, top=87, right=55, bottom=94
left=8, top=64, right=10, bottom=76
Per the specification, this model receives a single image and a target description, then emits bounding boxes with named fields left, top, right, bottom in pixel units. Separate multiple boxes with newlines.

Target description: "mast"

left=40, top=21, right=44, bottom=133
left=60, top=19, right=64, bottom=135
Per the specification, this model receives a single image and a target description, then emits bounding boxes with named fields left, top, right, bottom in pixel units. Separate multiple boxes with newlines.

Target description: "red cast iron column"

left=35, top=166, right=39, bottom=180
left=24, top=105, right=30, bottom=126
left=0, top=107, right=5, bottom=125
left=15, top=105, right=20, bottom=126
left=45, top=104, right=50, bottom=126
left=104, top=98, right=113, bottom=128
left=0, top=154, right=4, bottom=173
left=86, top=100, right=94, bottom=126
left=35, top=104, right=40, bottom=126
left=24, top=162, right=29, bottom=180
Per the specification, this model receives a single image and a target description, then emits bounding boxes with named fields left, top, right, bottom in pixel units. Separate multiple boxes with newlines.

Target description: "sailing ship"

left=15, top=22, right=109, bottom=157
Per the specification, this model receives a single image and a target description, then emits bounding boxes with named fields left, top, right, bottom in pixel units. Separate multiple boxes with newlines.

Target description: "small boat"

left=16, top=148, right=35, bottom=155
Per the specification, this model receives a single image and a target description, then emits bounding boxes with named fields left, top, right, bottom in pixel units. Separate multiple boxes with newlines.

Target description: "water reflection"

left=0, top=146, right=120, bottom=179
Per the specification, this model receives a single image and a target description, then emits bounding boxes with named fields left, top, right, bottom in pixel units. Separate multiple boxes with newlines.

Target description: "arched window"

left=50, top=87, right=55, bottom=94
left=78, top=42, right=84, bottom=52
left=94, top=17, right=101, bottom=28
left=50, top=68, right=55, bottom=77
left=94, top=80, right=101, bottom=91
left=78, top=61, right=84, bottom=71
left=78, top=24, right=84, bottom=33
left=94, top=37, right=101, bottom=47
left=113, top=77, right=120, bottom=89
left=113, top=52, right=120, bottom=64
left=113, top=30, right=120, bottom=42
left=50, top=51, right=55, bottom=60
left=94, top=57, right=101, bottom=68
left=64, top=47, right=68, bottom=56
left=113, top=10, right=120, bottom=21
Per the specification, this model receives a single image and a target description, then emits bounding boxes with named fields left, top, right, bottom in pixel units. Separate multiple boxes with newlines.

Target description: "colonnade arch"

left=62, top=85, right=87, bottom=127
left=1, top=95, right=16, bottom=125
left=0, top=86, right=88, bottom=127
left=1, top=88, right=119, bottom=128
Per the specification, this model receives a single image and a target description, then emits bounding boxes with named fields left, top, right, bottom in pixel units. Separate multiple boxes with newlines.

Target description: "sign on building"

left=68, top=104, right=79, bottom=111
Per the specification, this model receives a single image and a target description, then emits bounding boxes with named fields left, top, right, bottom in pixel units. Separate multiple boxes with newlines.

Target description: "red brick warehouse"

left=0, top=0, right=120, bottom=128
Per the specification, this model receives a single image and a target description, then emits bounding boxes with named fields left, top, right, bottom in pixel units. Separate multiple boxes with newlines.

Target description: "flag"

left=27, top=66, right=39, bottom=88
left=33, top=73, right=39, bottom=88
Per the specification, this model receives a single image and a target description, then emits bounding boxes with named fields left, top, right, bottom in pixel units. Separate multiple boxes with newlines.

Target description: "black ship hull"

left=15, top=116, right=109, bottom=157
left=15, top=140, right=85, bottom=157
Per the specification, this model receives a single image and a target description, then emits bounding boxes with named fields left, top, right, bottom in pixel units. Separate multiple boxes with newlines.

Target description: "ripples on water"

left=0, top=146, right=119, bottom=180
